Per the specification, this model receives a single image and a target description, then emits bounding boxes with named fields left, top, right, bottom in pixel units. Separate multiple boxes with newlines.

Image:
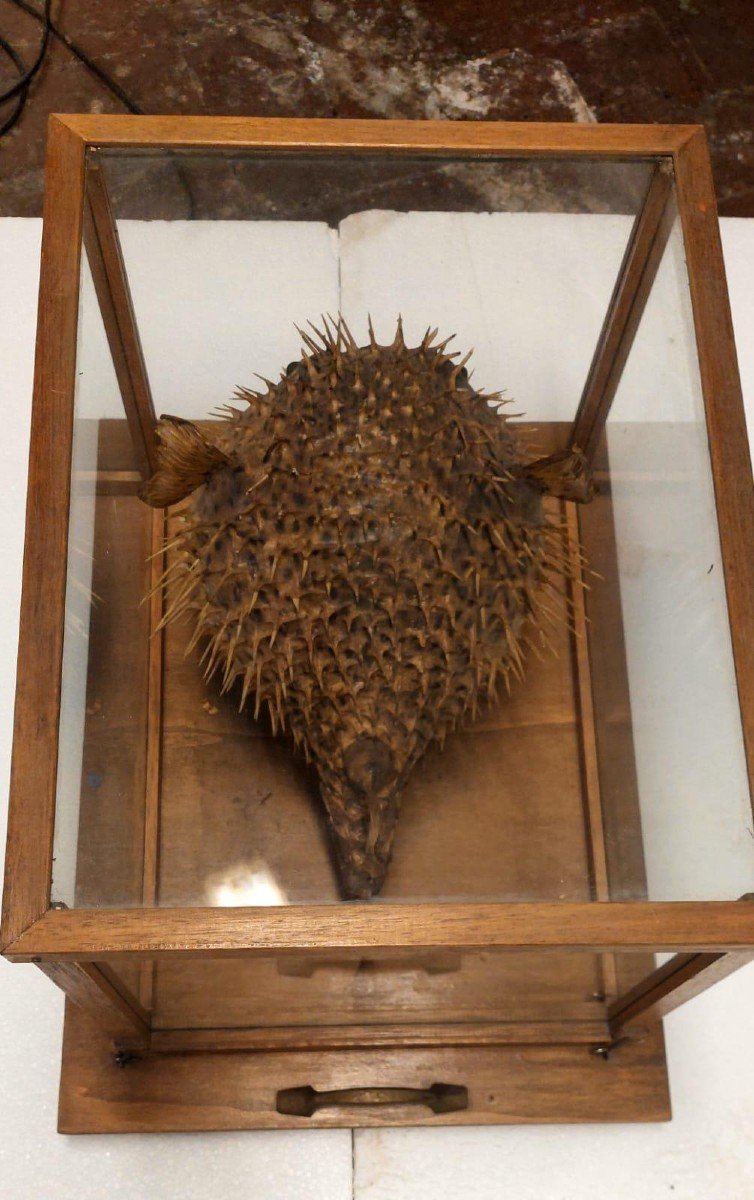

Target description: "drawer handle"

left=276, top=1082, right=468, bottom=1117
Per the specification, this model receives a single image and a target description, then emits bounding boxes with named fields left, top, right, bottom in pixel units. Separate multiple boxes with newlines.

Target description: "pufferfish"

left=140, top=317, right=592, bottom=898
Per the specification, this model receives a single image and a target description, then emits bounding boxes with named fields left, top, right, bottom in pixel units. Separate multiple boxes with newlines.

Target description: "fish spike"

left=450, top=349, right=473, bottom=386
left=253, top=672, right=264, bottom=720
left=299, top=350, right=321, bottom=384
left=234, top=385, right=259, bottom=404
left=339, top=315, right=358, bottom=349
left=324, top=312, right=348, bottom=350
left=239, top=664, right=254, bottom=712
left=147, top=533, right=185, bottom=561
left=197, top=634, right=216, bottom=667
left=294, top=323, right=322, bottom=355
left=184, top=619, right=207, bottom=659
left=420, top=325, right=434, bottom=348
left=253, top=372, right=277, bottom=391
left=434, top=333, right=457, bottom=356
left=319, top=313, right=337, bottom=346
left=212, top=402, right=241, bottom=420
left=308, top=318, right=332, bottom=349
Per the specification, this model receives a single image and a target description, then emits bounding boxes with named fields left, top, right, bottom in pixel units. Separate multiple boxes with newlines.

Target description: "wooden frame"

left=6, top=899, right=754, bottom=961
left=82, top=160, right=157, bottom=479
left=2, top=115, right=754, bottom=1130
left=569, top=161, right=675, bottom=462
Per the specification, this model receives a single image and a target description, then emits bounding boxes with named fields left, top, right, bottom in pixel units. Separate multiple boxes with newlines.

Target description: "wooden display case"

left=2, top=115, right=754, bottom=1132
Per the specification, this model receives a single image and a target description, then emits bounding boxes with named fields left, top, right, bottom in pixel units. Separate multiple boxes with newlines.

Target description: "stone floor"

left=1, top=0, right=753, bottom=216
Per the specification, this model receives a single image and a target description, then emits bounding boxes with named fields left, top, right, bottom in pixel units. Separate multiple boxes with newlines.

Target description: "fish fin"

left=140, top=416, right=230, bottom=508
left=523, top=447, right=594, bottom=503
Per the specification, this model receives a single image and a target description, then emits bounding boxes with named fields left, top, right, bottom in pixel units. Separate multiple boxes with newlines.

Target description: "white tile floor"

left=1, top=218, right=754, bottom=1199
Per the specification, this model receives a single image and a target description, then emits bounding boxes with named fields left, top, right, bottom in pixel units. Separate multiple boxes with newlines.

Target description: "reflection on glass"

left=601, top=212, right=754, bottom=900
left=51, top=255, right=151, bottom=909
left=207, top=860, right=287, bottom=907
left=49, top=147, right=753, bottom=910
left=102, top=152, right=652, bottom=431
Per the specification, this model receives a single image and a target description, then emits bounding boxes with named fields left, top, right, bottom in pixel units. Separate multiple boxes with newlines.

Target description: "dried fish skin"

left=141, top=318, right=590, bottom=898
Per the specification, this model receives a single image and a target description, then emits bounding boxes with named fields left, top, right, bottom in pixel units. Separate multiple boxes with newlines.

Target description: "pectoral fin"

left=523, top=447, right=594, bottom=503
left=141, top=416, right=230, bottom=508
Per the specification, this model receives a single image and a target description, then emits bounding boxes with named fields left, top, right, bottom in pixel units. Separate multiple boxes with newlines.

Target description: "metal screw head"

left=113, top=1050, right=139, bottom=1069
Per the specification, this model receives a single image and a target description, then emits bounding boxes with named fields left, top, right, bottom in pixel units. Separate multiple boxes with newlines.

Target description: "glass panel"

left=51, top=145, right=751, bottom=911
left=51, top=254, right=151, bottom=909
left=593, top=208, right=754, bottom=901
left=135, top=948, right=672, bottom=1038
left=102, top=151, right=651, bottom=429
left=150, top=947, right=609, bottom=1031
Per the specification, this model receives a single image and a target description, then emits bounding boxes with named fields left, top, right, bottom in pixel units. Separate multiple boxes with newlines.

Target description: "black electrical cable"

left=0, top=0, right=51, bottom=136
left=0, top=0, right=195, bottom=215
left=0, top=33, right=28, bottom=136
left=0, top=0, right=146, bottom=142
left=0, top=0, right=49, bottom=102
left=6, top=0, right=144, bottom=115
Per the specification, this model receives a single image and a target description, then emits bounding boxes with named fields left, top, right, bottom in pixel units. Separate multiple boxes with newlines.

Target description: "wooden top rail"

left=6, top=901, right=754, bottom=962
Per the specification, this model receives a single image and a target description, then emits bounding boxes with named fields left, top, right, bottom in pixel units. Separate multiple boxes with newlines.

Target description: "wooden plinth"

left=56, top=420, right=671, bottom=1130
left=59, top=1002, right=670, bottom=1131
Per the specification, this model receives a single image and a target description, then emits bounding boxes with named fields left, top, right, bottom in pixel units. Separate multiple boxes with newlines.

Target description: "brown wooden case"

left=2, top=116, right=754, bottom=1133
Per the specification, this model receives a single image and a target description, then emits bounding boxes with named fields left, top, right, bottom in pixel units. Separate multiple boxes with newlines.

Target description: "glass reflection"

left=206, top=859, right=287, bottom=907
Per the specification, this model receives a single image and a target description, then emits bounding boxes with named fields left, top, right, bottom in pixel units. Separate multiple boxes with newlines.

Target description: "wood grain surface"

left=58, top=1002, right=670, bottom=1131
left=0, top=117, right=85, bottom=950
left=82, top=161, right=157, bottom=478
left=9, top=901, right=754, bottom=961
left=55, top=114, right=698, bottom=155
left=674, top=129, right=754, bottom=828
left=570, top=161, right=675, bottom=464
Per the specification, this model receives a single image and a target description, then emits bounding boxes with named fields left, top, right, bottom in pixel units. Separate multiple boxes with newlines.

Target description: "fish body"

left=142, top=318, right=590, bottom=898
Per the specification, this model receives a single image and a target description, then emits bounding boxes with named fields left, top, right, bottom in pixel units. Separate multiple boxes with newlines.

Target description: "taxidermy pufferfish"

left=141, top=317, right=593, bottom=899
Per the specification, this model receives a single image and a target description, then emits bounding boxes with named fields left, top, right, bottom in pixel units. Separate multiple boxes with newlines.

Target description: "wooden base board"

left=57, top=419, right=669, bottom=1131
left=59, top=1002, right=670, bottom=1132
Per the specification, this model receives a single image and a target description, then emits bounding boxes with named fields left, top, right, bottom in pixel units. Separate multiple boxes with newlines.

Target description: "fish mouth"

left=335, top=846, right=392, bottom=901
left=319, top=734, right=408, bottom=899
